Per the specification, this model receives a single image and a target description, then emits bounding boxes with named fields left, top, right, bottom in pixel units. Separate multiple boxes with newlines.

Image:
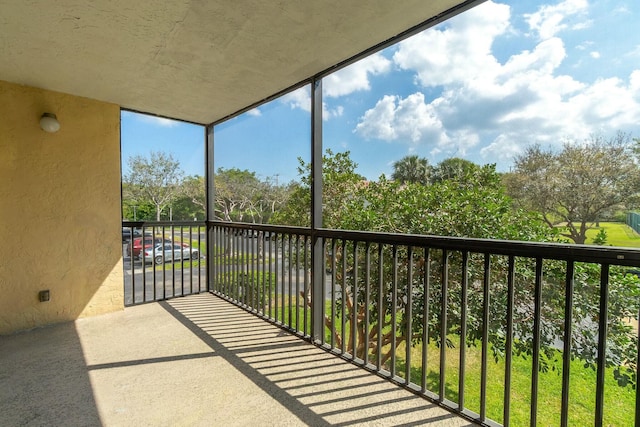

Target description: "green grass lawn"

left=394, top=340, right=635, bottom=426
left=265, top=302, right=636, bottom=426
left=584, top=222, right=640, bottom=247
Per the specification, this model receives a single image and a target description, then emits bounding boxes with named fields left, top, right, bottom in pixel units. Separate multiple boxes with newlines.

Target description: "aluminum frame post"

left=311, top=78, right=324, bottom=343
left=206, top=124, right=216, bottom=292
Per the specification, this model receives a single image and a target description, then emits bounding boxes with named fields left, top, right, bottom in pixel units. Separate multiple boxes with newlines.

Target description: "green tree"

left=214, top=168, right=262, bottom=222
left=171, top=195, right=205, bottom=221
left=342, top=166, right=549, bottom=240
left=181, top=175, right=206, bottom=219
left=259, top=175, right=293, bottom=224
left=505, top=132, right=640, bottom=244
left=431, top=157, right=481, bottom=184
left=391, top=155, right=431, bottom=184
left=271, top=149, right=364, bottom=227
left=124, top=151, right=184, bottom=221
left=122, top=189, right=156, bottom=221
left=592, top=228, right=608, bottom=245
left=268, top=179, right=308, bottom=227
left=285, top=151, right=638, bottom=389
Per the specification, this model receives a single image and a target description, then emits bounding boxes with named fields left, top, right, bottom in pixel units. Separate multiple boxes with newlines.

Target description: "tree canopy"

left=270, top=149, right=364, bottom=228
left=392, top=155, right=431, bottom=185
left=274, top=149, right=639, bottom=390
left=505, top=132, right=640, bottom=243
left=121, top=147, right=639, bottom=389
left=214, top=168, right=292, bottom=223
left=341, top=164, right=554, bottom=241
left=124, top=151, right=184, bottom=221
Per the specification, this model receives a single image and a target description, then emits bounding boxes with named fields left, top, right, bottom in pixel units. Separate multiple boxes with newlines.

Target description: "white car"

left=143, top=243, right=200, bottom=265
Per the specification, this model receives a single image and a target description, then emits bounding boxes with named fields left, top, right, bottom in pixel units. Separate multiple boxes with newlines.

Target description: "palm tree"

left=431, top=157, right=478, bottom=183
left=391, top=155, right=431, bottom=184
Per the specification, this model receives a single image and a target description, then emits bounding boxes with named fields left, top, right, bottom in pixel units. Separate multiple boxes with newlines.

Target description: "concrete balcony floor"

left=1, top=293, right=474, bottom=426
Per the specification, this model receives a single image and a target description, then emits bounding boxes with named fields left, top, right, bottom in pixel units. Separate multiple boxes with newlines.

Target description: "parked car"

left=128, top=236, right=171, bottom=257
left=122, top=227, right=143, bottom=242
left=142, top=243, right=200, bottom=265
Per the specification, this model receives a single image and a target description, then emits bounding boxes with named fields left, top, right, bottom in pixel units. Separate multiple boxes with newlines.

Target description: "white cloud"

left=246, top=108, right=261, bottom=117
left=281, top=87, right=311, bottom=112
left=354, top=93, right=449, bottom=146
left=280, top=87, right=343, bottom=120
left=613, top=6, right=630, bottom=15
left=627, top=45, right=640, bottom=58
left=524, top=0, right=589, bottom=40
left=393, top=1, right=510, bottom=88
left=277, top=52, right=391, bottom=119
left=439, top=129, right=480, bottom=156
left=631, top=70, right=640, bottom=94
left=136, top=114, right=180, bottom=127
left=480, top=135, right=527, bottom=163
left=325, top=105, right=344, bottom=120
left=354, top=0, right=640, bottom=165
left=324, top=53, right=391, bottom=98
left=569, top=76, right=640, bottom=130
left=500, top=37, right=567, bottom=76
left=575, top=41, right=593, bottom=50
left=590, top=51, right=600, bottom=59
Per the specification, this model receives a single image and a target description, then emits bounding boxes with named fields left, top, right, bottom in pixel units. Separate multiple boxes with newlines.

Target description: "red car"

left=128, top=236, right=172, bottom=258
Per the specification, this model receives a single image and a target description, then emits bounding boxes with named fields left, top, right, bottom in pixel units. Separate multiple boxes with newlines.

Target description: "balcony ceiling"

left=0, top=0, right=472, bottom=125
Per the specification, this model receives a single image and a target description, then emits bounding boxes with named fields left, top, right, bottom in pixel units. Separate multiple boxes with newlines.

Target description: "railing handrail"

left=201, top=221, right=640, bottom=267
left=123, top=220, right=207, bottom=227
left=207, top=220, right=312, bottom=236
left=314, top=227, right=640, bottom=267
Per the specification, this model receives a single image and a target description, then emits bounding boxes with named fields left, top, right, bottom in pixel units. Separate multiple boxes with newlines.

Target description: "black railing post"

left=440, top=249, right=448, bottom=402
left=352, top=242, right=359, bottom=361
left=504, top=255, right=515, bottom=425
left=595, top=264, right=610, bottom=426
left=421, top=247, right=431, bottom=393
left=636, top=298, right=640, bottom=427
left=530, top=257, right=543, bottom=427
left=391, top=244, right=398, bottom=378
left=459, top=251, right=469, bottom=410
left=364, top=242, right=371, bottom=366
left=480, top=253, right=490, bottom=422
left=406, top=245, right=414, bottom=385
left=561, top=261, right=575, bottom=427
left=377, top=243, right=384, bottom=371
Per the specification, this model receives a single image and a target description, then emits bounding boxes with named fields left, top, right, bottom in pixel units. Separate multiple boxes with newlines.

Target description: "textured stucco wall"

left=0, top=80, right=123, bottom=334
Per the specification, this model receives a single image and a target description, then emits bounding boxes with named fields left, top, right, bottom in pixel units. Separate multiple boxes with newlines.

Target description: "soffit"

left=0, top=0, right=472, bottom=125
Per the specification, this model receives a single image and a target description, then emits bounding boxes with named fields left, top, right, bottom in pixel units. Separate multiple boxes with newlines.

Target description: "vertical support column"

left=311, top=78, right=324, bottom=343
left=206, top=124, right=216, bottom=293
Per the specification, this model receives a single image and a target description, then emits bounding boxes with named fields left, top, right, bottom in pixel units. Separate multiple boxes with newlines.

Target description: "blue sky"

left=122, top=0, right=640, bottom=182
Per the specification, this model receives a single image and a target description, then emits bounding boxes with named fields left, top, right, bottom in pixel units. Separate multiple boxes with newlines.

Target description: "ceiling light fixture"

left=40, top=113, right=60, bottom=133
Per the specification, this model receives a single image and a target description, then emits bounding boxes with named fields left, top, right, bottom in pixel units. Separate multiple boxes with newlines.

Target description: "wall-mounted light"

left=40, top=113, right=60, bottom=133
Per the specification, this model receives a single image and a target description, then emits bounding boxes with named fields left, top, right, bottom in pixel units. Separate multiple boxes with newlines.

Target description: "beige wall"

left=0, top=80, right=123, bottom=334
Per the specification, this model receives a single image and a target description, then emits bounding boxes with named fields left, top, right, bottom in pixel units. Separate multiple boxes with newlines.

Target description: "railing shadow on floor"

left=162, top=294, right=475, bottom=427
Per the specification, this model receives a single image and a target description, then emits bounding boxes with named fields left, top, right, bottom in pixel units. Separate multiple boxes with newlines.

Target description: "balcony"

left=4, top=2, right=639, bottom=426
left=3, top=221, right=638, bottom=425
left=116, top=221, right=640, bottom=426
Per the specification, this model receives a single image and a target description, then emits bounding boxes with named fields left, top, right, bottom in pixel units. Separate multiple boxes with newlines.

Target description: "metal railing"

left=122, top=221, right=207, bottom=306
left=210, top=222, right=313, bottom=337
left=209, top=221, right=640, bottom=427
